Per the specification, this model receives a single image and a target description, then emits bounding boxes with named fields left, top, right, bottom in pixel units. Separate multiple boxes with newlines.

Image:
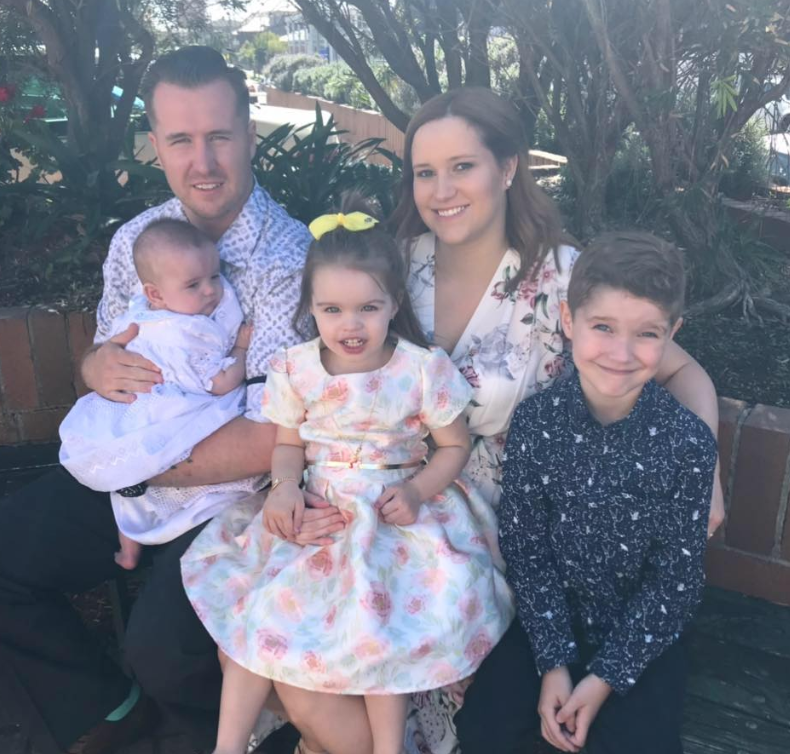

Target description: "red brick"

left=67, top=311, right=97, bottom=397
left=726, top=404, right=790, bottom=556
left=16, top=407, right=68, bottom=443
left=0, top=308, right=37, bottom=410
left=28, top=309, right=75, bottom=407
left=705, top=545, right=790, bottom=606
left=0, top=413, right=19, bottom=445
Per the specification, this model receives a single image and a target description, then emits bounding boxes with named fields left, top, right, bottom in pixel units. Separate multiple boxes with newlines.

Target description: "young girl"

left=181, top=198, right=514, bottom=754
left=59, top=218, right=257, bottom=569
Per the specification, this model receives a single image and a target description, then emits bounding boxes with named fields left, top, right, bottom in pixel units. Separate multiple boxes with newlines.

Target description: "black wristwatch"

left=116, top=482, right=149, bottom=497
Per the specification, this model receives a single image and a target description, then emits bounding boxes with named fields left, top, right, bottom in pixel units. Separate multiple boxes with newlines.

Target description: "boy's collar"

left=567, top=369, right=658, bottom=431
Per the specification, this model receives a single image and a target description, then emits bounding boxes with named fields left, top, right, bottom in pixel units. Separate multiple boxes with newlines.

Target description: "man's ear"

left=560, top=300, right=574, bottom=340
left=143, top=282, right=165, bottom=309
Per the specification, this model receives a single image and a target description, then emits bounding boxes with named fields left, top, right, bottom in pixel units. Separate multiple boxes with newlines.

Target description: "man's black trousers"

left=0, top=467, right=221, bottom=750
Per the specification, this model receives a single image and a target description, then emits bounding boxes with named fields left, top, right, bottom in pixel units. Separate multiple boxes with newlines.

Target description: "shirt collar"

left=566, top=368, right=658, bottom=433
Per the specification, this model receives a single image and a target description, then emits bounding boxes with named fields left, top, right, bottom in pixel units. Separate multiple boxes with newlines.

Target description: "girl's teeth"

left=437, top=206, right=466, bottom=217
left=343, top=339, right=363, bottom=346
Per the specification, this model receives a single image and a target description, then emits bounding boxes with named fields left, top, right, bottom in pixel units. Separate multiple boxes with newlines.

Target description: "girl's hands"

left=538, top=666, right=579, bottom=752
left=263, top=481, right=304, bottom=540
left=374, top=481, right=422, bottom=525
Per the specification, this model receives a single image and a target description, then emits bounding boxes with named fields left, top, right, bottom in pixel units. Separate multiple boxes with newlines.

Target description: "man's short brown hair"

left=140, top=46, right=250, bottom=126
left=568, top=231, right=686, bottom=323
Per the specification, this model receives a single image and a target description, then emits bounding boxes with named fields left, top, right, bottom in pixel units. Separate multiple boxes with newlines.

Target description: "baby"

left=60, top=219, right=255, bottom=570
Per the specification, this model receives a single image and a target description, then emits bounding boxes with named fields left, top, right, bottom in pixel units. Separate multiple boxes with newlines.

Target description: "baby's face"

left=149, top=242, right=223, bottom=316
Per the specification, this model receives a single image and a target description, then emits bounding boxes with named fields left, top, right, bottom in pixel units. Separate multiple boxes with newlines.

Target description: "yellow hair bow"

left=309, top=212, right=378, bottom=240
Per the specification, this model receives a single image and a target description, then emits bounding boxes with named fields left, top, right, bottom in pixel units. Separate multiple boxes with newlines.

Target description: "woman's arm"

left=655, top=340, right=724, bottom=536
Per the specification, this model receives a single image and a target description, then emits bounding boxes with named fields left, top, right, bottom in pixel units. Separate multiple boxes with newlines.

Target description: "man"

left=0, top=47, right=342, bottom=754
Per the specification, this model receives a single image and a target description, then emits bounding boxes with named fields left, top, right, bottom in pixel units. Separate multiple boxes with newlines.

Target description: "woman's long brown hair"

left=391, top=87, right=568, bottom=291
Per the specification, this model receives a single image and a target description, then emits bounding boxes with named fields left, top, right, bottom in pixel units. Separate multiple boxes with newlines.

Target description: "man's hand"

left=555, top=673, right=612, bottom=750
left=538, top=666, right=579, bottom=752
left=82, top=324, right=162, bottom=403
left=291, top=491, right=346, bottom=546
left=374, top=481, right=422, bottom=526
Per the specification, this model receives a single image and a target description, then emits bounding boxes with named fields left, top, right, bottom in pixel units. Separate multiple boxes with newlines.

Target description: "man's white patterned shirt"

left=94, top=183, right=312, bottom=423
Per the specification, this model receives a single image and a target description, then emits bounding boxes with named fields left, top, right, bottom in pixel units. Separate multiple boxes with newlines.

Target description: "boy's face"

left=561, top=286, right=681, bottom=421
left=144, top=242, right=223, bottom=316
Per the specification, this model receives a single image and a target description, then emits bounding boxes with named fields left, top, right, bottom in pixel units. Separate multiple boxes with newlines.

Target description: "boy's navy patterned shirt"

left=498, top=373, right=717, bottom=694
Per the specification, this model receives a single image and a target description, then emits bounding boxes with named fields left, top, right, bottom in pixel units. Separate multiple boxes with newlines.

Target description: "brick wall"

left=0, top=306, right=788, bottom=604
left=0, top=308, right=94, bottom=444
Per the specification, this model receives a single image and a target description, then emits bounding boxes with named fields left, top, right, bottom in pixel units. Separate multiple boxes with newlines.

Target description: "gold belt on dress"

left=308, top=459, right=424, bottom=471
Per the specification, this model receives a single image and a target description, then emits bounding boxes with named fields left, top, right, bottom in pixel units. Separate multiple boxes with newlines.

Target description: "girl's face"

left=310, top=264, right=399, bottom=374
left=410, top=116, right=516, bottom=251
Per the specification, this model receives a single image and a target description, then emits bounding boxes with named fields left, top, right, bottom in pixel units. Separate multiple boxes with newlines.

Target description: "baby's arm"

left=375, top=414, right=471, bottom=526
left=263, top=425, right=307, bottom=540
left=209, top=324, right=252, bottom=396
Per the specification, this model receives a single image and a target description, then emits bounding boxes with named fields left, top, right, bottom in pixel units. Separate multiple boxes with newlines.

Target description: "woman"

left=274, top=87, right=723, bottom=754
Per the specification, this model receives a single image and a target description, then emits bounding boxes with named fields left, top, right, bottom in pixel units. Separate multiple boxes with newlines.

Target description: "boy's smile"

left=561, top=287, right=681, bottom=424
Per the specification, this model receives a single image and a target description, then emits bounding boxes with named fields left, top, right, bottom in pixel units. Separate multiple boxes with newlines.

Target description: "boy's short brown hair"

left=568, top=231, right=686, bottom=323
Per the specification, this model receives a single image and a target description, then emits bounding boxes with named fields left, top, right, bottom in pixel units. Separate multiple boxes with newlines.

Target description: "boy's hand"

left=263, top=481, right=304, bottom=540
left=234, top=323, right=253, bottom=351
left=555, top=673, right=612, bottom=750
left=538, top=666, right=579, bottom=752
left=374, top=481, right=422, bottom=525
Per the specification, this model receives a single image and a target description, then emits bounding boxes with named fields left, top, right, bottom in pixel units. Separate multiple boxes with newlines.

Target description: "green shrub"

left=263, top=54, right=324, bottom=92
left=718, top=120, right=770, bottom=200
left=253, top=105, right=401, bottom=224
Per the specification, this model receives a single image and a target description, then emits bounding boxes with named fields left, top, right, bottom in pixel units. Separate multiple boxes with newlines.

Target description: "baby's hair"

left=294, top=193, right=430, bottom=349
left=568, top=231, right=686, bottom=324
left=133, top=218, right=215, bottom=284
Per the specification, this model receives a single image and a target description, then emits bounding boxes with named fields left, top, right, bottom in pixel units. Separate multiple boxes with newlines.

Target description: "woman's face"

left=410, top=116, right=515, bottom=251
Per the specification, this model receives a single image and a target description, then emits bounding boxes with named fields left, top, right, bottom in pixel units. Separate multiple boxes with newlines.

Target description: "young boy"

left=488, top=232, right=717, bottom=753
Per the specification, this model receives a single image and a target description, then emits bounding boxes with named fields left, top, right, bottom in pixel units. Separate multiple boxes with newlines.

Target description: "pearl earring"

left=506, top=178, right=513, bottom=188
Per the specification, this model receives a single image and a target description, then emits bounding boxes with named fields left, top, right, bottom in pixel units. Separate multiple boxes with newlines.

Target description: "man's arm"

left=150, top=415, right=276, bottom=486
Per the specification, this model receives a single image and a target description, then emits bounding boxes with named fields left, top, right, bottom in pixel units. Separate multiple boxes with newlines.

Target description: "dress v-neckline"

left=430, top=235, right=518, bottom=361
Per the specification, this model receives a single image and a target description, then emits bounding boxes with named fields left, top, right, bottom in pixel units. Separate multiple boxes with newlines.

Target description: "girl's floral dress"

left=405, top=233, right=579, bottom=753
left=181, top=337, right=513, bottom=694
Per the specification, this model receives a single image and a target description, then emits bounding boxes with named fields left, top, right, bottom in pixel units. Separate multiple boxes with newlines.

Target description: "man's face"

left=148, top=80, right=256, bottom=240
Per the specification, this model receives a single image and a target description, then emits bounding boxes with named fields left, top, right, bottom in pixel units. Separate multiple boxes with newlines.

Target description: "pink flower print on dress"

left=463, top=629, right=493, bottom=664
left=303, top=650, right=326, bottom=674
left=459, top=592, right=483, bottom=622
left=231, top=593, right=249, bottom=617
left=405, top=595, right=426, bottom=615
left=340, top=566, right=356, bottom=596
left=256, top=629, right=289, bottom=660
left=361, top=582, right=393, bottom=623
left=430, top=661, right=462, bottom=686
left=420, top=568, right=447, bottom=594
left=306, top=549, right=333, bottom=579
left=438, top=540, right=471, bottom=564
left=355, top=635, right=389, bottom=660
left=276, top=588, right=304, bottom=622
left=321, top=379, right=350, bottom=404
left=365, top=375, right=383, bottom=393
left=410, top=640, right=434, bottom=660
left=394, top=543, right=410, bottom=567
left=324, top=604, right=337, bottom=628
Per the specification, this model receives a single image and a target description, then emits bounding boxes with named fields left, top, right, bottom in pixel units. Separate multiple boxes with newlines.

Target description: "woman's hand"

left=538, top=666, right=579, bottom=752
left=290, top=490, right=346, bottom=546
left=374, top=481, right=422, bottom=525
left=708, top=459, right=725, bottom=538
left=234, top=322, right=253, bottom=350
left=263, top=481, right=304, bottom=540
